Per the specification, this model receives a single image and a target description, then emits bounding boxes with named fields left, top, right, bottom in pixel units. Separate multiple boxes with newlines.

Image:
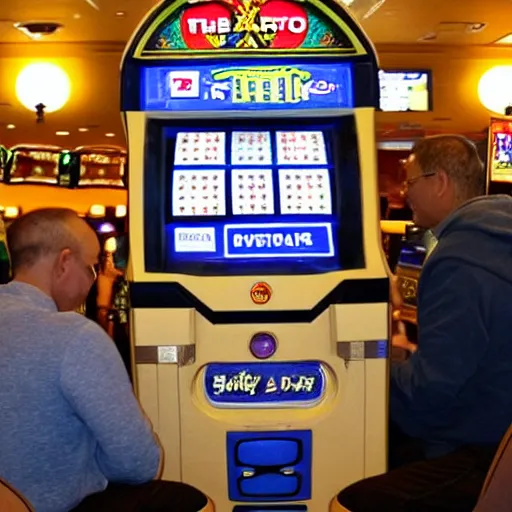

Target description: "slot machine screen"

left=78, top=152, right=126, bottom=187
left=8, top=147, right=61, bottom=184
left=490, top=120, right=512, bottom=183
left=148, top=116, right=364, bottom=276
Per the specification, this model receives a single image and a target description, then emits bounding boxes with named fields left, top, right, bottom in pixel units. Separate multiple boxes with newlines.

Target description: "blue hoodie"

left=391, top=195, right=512, bottom=458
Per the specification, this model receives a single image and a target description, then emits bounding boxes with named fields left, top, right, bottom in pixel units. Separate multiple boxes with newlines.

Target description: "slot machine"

left=4, top=144, right=65, bottom=186
left=487, top=116, right=512, bottom=195
left=60, top=144, right=128, bottom=221
left=2, top=144, right=70, bottom=216
left=121, top=0, right=389, bottom=509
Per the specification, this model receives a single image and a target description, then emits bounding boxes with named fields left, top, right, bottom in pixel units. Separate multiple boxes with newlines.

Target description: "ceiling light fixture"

left=56, top=131, right=70, bottom=136
left=495, top=33, right=512, bottom=45
left=115, top=11, right=126, bottom=17
left=78, top=127, right=90, bottom=132
left=14, top=22, right=63, bottom=40
left=105, top=133, right=115, bottom=137
left=84, top=0, right=100, bottom=11
left=16, top=63, right=71, bottom=121
left=6, top=124, right=16, bottom=130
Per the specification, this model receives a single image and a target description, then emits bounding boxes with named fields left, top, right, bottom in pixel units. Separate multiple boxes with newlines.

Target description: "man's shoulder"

left=0, top=306, right=108, bottom=350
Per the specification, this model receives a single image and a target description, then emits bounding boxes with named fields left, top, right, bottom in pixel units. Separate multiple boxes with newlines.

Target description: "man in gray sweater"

left=0, top=208, right=209, bottom=512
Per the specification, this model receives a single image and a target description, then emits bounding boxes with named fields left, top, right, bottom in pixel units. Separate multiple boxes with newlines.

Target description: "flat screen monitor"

left=378, top=70, right=432, bottom=112
left=490, top=119, right=512, bottom=183
left=8, top=146, right=61, bottom=184
left=143, top=117, right=365, bottom=276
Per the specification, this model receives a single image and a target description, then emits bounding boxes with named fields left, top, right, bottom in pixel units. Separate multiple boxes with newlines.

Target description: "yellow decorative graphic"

left=212, top=66, right=311, bottom=104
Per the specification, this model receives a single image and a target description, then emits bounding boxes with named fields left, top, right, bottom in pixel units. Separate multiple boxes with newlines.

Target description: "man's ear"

left=435, top=170, right=450, bottom=198
left=53, top=248, right=72, bottom=278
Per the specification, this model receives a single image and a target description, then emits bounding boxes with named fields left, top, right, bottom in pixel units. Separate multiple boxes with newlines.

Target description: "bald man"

left=0, top=209, right=209, bottom=512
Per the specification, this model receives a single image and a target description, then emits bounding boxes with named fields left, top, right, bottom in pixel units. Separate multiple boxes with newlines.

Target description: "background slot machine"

left=4, top=144, right=64, bottom=186
left=73, top=145, right=127, bottom=188
left=2, top=144, right=72, bottom=216
left=121, top=0, right=389, bottom=509
left=487, top=116, right=512, bottom=195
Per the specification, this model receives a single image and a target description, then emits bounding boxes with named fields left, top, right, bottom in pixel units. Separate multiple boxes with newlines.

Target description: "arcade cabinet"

left=122, top=1, right=389, bottom=509
left=487, top=116, right=512, bottom=195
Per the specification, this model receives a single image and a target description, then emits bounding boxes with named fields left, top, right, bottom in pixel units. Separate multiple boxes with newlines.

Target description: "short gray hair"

left=7, top=208, right=81, bottom=274
left=412, top=134, right=485, bottom=201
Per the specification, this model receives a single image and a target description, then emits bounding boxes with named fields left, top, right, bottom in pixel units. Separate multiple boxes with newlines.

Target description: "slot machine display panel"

left=144, top=115, right=364, bottom=277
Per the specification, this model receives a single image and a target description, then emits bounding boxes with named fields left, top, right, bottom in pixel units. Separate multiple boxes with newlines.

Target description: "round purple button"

left=249, top=332, right=277, bottom=360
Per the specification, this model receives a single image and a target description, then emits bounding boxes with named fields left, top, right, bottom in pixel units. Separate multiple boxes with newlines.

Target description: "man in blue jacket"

left=336, top=134, right=512, bottom=511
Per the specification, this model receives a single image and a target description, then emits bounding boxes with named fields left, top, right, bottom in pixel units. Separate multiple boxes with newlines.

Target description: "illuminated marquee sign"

left=8, top=149, right=61, bottom=184
left=136, top=0, right=362, bottom=56
left=224, top=223, right=334, bottom=258
left=78, top=152, right=126, bottom=188
left=204, top=361, right=326, bottom=408
left=143, top=63, right=353, bottom=111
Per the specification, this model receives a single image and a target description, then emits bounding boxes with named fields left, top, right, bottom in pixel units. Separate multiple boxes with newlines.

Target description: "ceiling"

left=0, top=0, right=511, bottom=147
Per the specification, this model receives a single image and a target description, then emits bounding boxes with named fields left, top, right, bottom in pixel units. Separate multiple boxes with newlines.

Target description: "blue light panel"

left=142, top=61, right=354, bottom=112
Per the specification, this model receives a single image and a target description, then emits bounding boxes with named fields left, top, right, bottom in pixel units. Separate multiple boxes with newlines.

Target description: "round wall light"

left=478, top=66, right=512, bottom=115
left=15, top=62, right=71, bottom=113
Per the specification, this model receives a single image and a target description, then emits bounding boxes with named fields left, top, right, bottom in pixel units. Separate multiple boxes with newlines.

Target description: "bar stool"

left=473, top=424, right=512, bottom=512
left=0, top=478, right=34, bottom=512
left=200, top=497, right=215, bottom=511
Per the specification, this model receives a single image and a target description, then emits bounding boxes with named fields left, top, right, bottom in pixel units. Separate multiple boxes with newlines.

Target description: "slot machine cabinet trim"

left=129, top=277, right=389, bottom=324
left=126, top=0, right=371, bottom=61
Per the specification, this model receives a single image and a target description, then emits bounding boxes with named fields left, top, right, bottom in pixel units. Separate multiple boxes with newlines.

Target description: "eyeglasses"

left=405, top=172, right=437, bottom=187
left=87, top=264, right=98, bottom=281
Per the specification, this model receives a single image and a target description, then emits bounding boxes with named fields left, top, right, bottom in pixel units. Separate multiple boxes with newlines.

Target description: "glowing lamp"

left=89, top=204, right=106, bottom=218
left=478, top=66, right=512, bottom=115
left=115, top=205, right=127, bottom=218
left=104, top=236, right=117, bottom=253
left=98, top=223, right=116, bottom=235
left=15, top=63, right=71, bottom=113
left=4, top=206, right=20, bottom=219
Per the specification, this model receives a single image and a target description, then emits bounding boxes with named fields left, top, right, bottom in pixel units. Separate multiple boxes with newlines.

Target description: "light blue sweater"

left=0, top=282, right=161, bottom=511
